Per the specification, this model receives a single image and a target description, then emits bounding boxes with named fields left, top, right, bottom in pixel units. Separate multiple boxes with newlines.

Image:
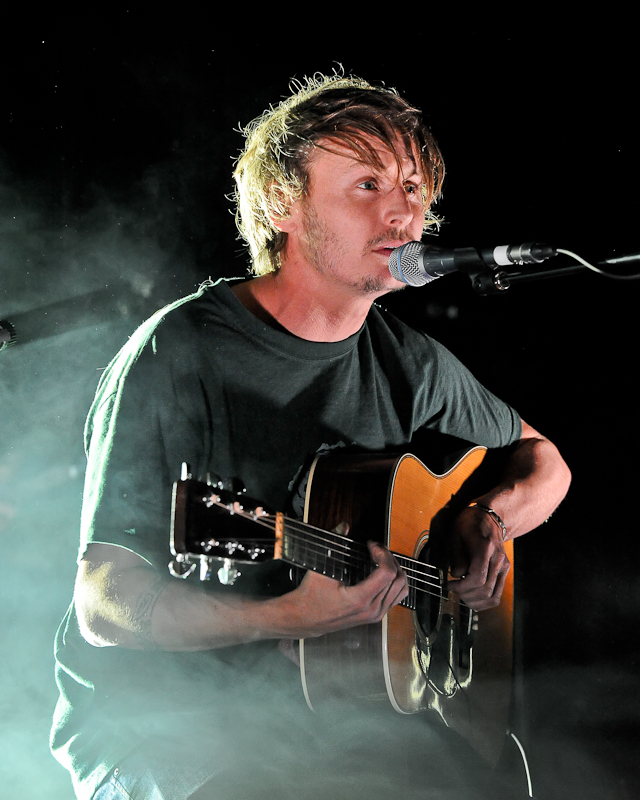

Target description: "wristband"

left=468, top=502, right=508, bottom=541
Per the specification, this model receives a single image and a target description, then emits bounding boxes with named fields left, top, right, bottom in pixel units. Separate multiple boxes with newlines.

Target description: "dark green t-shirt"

left=51, top=279, right=521, bottom=799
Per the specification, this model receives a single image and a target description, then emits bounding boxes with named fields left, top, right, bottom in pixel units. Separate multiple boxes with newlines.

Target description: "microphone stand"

left=0, top=282, right=155, bottom=351
left=458, top=251, right=640, bottom=295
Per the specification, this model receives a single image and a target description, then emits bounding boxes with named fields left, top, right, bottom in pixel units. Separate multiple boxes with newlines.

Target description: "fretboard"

left=279, top=520, right=442, bottom=612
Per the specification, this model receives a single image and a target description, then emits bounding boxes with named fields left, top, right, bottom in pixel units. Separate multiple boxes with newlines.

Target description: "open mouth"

left=372, top=239, right=411, bottom=255
left=374, top=245, right=401, bottom=258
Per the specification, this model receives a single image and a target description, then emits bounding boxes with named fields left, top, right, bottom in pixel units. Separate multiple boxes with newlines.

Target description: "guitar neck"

left=171, top=476, right=443, bottom=611
left=277, top=517, right=438, bottom=611
left=279, top=518, right=371, bottom=585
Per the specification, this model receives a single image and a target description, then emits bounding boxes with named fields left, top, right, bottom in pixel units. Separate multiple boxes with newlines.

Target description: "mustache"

left=366, top=230, right=413, bottom=249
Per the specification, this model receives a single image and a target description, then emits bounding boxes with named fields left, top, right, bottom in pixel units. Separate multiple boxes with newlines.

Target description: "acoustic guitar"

left=169, top=447, right=514, bottom=766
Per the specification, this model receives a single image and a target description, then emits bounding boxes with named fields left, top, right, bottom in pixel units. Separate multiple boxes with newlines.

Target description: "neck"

left=232, top=266, right=380, bottom=343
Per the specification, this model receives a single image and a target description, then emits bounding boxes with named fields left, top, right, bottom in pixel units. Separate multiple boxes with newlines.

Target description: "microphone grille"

left=388, top=242, right=429, bottom=287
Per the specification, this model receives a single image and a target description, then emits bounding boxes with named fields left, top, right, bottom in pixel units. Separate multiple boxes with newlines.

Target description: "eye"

left=357, top=180, right=378, bottom=191
left=404, top=182, right=420, bottom=195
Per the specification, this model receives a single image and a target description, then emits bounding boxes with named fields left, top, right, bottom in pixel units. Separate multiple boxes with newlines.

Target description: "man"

left=51, top=73, right=571, bottom=800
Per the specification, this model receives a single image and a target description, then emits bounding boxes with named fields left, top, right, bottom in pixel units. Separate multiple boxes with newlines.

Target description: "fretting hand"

left=281, top=541, right=409, bottom=638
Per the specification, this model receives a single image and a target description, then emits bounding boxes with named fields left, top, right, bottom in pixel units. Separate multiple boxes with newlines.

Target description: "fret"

left=282, top=522, right=315, bottom=570
left=281, top=522, right=375, bottom=586
left=185, top=481, right=442, bottom=603
left=280, top=519, right=442, bottom=602
left=397, top=556, right=414, bottom=610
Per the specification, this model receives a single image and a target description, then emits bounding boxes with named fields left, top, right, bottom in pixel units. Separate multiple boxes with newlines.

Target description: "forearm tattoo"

left=132, top=575, right=167, bottom=650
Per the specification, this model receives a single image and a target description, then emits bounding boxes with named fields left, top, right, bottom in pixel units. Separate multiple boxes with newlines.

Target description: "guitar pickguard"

left=411, top=539, right=475, bottom=701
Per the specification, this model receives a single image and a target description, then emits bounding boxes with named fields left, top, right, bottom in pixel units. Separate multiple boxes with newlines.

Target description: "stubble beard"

left=300, top=203, right=392, bottom=296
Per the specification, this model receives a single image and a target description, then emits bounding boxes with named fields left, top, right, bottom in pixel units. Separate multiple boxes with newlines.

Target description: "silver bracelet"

left=468, top=502, right=508, bottom=541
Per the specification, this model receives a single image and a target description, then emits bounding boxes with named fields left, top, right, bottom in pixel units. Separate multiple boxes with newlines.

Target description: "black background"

left=0, top=12, right=637, bottom=799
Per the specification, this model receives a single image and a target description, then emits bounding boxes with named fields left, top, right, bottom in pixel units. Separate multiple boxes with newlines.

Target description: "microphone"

left=388, top=241, right=557, bottom=287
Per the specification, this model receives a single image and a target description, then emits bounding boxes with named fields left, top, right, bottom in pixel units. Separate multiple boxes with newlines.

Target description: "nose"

left=383, top=184, right=416, bottom=229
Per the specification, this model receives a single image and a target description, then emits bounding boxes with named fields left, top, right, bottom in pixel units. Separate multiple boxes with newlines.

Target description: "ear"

left=267, top=184, right=302, bottom=234
left=271, top=211, right=300, bottom=234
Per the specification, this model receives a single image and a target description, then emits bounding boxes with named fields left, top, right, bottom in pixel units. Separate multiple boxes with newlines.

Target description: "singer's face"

left=280, top=136, right=427, bottom=296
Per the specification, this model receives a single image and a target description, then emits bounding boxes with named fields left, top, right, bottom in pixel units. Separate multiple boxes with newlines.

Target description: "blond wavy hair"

left=232, top=72, right=445, bottom=276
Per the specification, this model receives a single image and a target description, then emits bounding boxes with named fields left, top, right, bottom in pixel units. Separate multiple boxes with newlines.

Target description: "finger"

left=368, top=543, right=407, bottom=585
left=366, top=542, right=399, bottom=576
left=367, top=573, right=408, bottom=617
left=449, top=552, right=502, bottom=596
left=482, top=547, right=510, bottom=596
left=452, top=559, right=510, bottom=610
left=458, top=533, right=511, bottom=589
left=450, top=550, right=490, bottom=592
left=363, top=542, right=408, bottom=611
left=366, top=540, right=390, bottom=562
left=448, top=535, right=469, bottom=579
left=387, top=571, right=409, bottom=607
left=490, top=566, right=509, bottom=604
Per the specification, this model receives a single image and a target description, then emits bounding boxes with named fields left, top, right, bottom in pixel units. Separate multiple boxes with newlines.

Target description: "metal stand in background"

left=0, top=282, right=154, bottom=352
left=458, top=248, right=640, bottom=295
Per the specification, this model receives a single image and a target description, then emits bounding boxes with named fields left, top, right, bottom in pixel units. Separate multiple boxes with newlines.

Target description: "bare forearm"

left=75, top=542, right=407, bottom=652
left=76, top=561, right=304, bottom=651
left=146, top=573, right=328, bottom=650
left=446, top=423, right=570, bottom=609
left=474, top=423, right=571, bottom=541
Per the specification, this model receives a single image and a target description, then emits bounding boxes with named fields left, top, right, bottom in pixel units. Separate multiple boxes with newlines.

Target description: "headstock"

left=169, top=463, right=275, bottom=585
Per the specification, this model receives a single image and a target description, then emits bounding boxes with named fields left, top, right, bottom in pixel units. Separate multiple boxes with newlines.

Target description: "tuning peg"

left=180, top=462, right=192, bottom=481
left=217, top=559, right=241, bottom=585
left=204, top=471, right=224, bottom=489
left=221, top=477, right=246, bottom=495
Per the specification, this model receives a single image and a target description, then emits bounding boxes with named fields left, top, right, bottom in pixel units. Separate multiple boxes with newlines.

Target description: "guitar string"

left=220, top=509, right=444, bottom=591
left=280, top=533, right=443, bottom=595
left=247, top=508, right=442, bottom=581
left=199, top=533, right=464, bottom=609
left=207, top=499, right=437, bottom=570
left=281, top=530, right=441, bottom=587
left=206, top=528, right=444, bottom=597
left=282, top=516, right=442, bottom=580
left=202, top=507, right=447, bottom=599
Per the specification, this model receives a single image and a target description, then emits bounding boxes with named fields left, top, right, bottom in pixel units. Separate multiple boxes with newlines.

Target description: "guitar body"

left=299, top=448, right=514, bottom=766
